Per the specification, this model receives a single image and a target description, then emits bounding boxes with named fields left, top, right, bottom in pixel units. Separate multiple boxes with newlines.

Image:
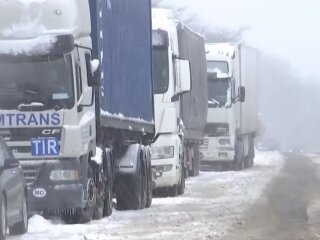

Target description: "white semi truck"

left=0, top=0, right=155, bottom=223
left=200, top=43, right=259, bottom=170
left=151, top=9, right=208, bottom=196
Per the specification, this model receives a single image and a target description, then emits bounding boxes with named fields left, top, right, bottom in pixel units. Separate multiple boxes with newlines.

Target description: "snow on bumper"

left=152, top=159, right=179, bottom=188
left=200, top=136, right=235, bottom=162
left=151, top=134, right=181, bottom=188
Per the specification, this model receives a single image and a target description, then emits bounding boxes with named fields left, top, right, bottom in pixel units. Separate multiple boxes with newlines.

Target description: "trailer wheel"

left=145, top=148, right=153, bottom=208
left=140, top=160, right=147, bottom=209
left=116, top=150, right=144, bottom=210
left=103, top=150, right=113, bottom=217
left=233, top=140, right=244, bottom=171
left=244, top=137, right=255, bottom=169
left=190, top=144, right=200, bottom=177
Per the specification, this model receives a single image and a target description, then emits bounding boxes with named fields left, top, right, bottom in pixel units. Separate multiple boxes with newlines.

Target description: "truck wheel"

left=178, top=167, right=185, bottom=195
left=0, top=194, right=6, bottom=240
left=9, top=194, right=28, bottom=235
left=190, top=144, right=200, bottom=177
left=145, top=149, right=153, bottom=208
left=116, top=174, right=142, bottom=210
left=103, top=150, right=113, bottom=217
left=169, top=185, right=178, bottom=197
left=233, top=140, right=244, bottom=171
left=116, top=158, right=144, bottom=211
left=73, top=164, right=96, bottom=223
left=140, top=161, right=147, bottom=209
left=93, top=168, right=104, bottom=220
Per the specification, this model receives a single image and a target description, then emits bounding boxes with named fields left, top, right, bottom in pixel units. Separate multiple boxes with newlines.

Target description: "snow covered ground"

left=11, top=151, right=284, bottom=240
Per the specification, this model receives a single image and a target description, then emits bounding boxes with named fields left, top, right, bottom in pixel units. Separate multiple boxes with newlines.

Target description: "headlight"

left=151, top=146, right=174, bottom=160
left=154, top=164, right=173, bottom=172
left=218, top=138, right=231, bottom=146
left=50, top=170, right=79, bottom=181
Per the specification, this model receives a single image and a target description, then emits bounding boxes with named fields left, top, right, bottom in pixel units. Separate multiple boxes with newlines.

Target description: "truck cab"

left=200, top=43, right=258, bottom=171
left=0, top=0, right=98, bottom=213
left=201, top=51, right=236, bottom=164
left=151, top=9, right=191, bottom=196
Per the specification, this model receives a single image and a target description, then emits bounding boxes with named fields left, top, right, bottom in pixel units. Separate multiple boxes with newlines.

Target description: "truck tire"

left=9, top=194, right=28, bottom=235
left=140, top=161, right=147, bottom=209
left=70, top=164, right=96, bottom=223
left=244, top=137, right=255, bottom=169
left=116, top=155, right=144, bottom=210
left=93, top=151, right=105, bottom=220
left=178, top=164, right=185, bottom=195
left=190, top=144, right=200, bottom=177
left=233, top=140, right=244, bottom=171
left=169, top=185, right=178, bottom=197
left=103, top=150, right=113, bottom=217
left=145, top=148, right=153, bottom=208
left=0, top=194, right=6, bottom=240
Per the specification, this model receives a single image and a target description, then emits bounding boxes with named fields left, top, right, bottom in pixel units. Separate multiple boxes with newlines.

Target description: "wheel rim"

left=22, top=197, right=28, bottom=229
left=1, top=200, right=6, bottom=237
left=87, top=178, right=96, bottom=207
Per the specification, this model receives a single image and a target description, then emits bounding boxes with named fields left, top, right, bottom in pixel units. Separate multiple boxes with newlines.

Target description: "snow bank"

left=23, top=151, right=284, bottom=240
left=28, top=215, right=53, bottom=233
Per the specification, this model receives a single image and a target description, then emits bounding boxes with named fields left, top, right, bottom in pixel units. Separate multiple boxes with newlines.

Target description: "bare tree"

left=151, top=0, right=246, bottom=42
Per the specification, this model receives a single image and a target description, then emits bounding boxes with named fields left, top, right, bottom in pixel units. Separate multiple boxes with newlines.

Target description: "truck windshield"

left=208, top=78, right=231, bottom=108
left=207, top=61, right=229, bottom=74
left=0, top=54, right=75, bottom=111
left=153, top=46, right=169, bottom=94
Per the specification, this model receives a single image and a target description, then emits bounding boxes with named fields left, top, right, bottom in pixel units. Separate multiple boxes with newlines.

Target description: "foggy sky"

left=162, top=0, right=320, bottom=80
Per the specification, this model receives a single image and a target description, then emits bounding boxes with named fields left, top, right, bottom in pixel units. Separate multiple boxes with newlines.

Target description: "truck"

left=0, top=0, right=154, bottom=223
left=200, top=43, right=259, bottom=170
left=151, top=9, right=207, bottom=196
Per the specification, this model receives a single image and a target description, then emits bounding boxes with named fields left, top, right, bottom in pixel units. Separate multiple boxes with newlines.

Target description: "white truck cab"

left=151, top=9, right=207, bottom=195
left=151, top=9, right=190, bottom=196
left=200, top=43, right=258, bottom=170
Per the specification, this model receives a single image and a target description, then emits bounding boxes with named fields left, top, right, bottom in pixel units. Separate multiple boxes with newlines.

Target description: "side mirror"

left=85, top=54, right=101, bottom=87
left=239, top=86, right=246, bottom=102
left=179, top=59, right=191, bottom=93
left=4, top=158, right=20, bottom=169
left=172, top=59, right=191, bottom=102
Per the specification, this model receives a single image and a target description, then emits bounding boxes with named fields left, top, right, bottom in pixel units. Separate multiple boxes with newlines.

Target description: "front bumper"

left=200, top=148, right=234, bottom=162
left=21, top=158, right=86, bottom=211
left=152, top=159, right=179, bottom=188
left=28, top=183, right=84, bottom=211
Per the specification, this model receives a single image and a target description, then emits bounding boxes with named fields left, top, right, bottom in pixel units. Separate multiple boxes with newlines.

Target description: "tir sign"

left=31, top=138, right=60, bottom=156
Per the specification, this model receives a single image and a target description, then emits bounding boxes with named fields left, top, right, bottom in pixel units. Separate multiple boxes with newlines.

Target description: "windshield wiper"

left=209, top=98, right=222, bottom=107
left=17, top=102, right=45, bottom=111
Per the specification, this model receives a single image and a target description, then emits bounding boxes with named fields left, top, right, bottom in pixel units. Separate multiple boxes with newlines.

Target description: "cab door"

left=0, top=139, right=23, bottom=223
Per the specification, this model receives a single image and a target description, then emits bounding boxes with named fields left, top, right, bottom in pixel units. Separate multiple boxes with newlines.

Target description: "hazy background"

left=153, top=0, right=320, bottom=152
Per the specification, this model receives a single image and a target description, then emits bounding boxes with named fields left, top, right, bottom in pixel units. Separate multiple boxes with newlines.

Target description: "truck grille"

left=19, top=161, right=43, bottom=186
left=200, top=139, right=209, bottom=151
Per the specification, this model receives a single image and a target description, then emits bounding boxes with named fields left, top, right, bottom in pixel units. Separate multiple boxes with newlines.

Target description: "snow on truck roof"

left=206, top=43, right=237, bottom=59
left=152, top=8, right=205, bottom=40
left=0, top=0, right=90, bottom=40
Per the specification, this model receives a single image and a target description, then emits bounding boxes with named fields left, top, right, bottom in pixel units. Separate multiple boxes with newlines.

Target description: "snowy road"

left=11, top=151, right=283, bottom=240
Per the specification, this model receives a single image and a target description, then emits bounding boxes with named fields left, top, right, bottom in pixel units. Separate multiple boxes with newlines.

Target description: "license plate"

left=31, top=138, right=60, bottom=156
